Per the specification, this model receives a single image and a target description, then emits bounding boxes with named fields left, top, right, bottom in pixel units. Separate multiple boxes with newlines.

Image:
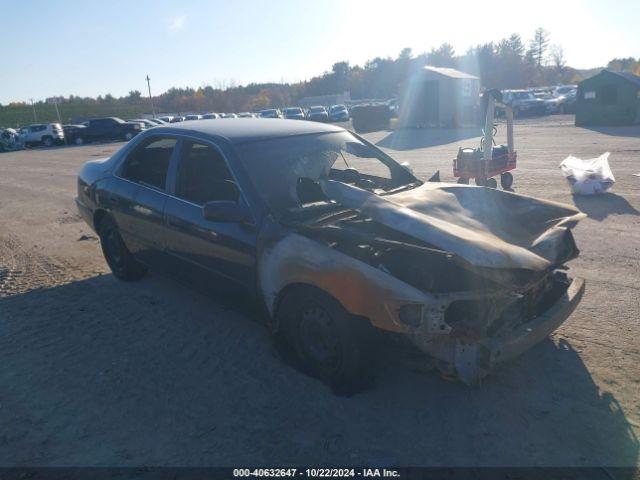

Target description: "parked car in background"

left=328, top=104, right=349, bottom=122
left=545, top=90, right=577, bottom=114
left=184, top=114, right=203, bottom=121
left=72, top=117, right=141, bottom=145
left=127, top=119, right=158, bottom=129
left=553, top=85, right=577, bottom=98
left=283, top=107, right=306, bottom=120
left=501, top=90, right=547, bottom=117
left=75, top=118, right=585, bottom=391
left=18, top=123, right=65, bottom=147
left=170, top=116, right=185, bottom=123
left=238, top=112, right=255, bottom=118
left=148, top=118, right=168, bottom=125
left=63, top=124, right=88, bottom=145
left=545, top=85, right=578, bottom=114
left=159, top=116, right=174, bottom=123
left=220, top=113, right=238, bottom=119
left=307, top=106, right=329, bottom=122
left=202, top=113, right=220, bottom=119
left=0, top=128, right=23, bottom=151
left=259, top=109, right=282, bottom=118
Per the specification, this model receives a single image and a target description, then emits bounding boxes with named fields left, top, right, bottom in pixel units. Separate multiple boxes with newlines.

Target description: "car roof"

left=152, top=118, right=344, bottom=144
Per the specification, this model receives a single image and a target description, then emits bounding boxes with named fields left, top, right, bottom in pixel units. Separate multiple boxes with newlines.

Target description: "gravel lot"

left=0, top=116, right=638, bottom=467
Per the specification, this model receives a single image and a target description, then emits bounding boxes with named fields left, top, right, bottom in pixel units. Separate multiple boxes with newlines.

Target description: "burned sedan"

left=76, top=119, right=585, bottom=390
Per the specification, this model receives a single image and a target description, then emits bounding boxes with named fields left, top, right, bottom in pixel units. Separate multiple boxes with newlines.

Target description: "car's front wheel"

left=75, top=137, right=84, bottom=145
left=42, top=136, right=53, bottom=147
left=98, top=216, right=147, bottom=281
left=124, top=132, right=134, bottom=141
left=275, top=286, right=373, bottom=394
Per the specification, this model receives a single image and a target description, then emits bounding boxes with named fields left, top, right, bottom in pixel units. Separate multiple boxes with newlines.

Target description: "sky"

left=1, top=0, right=638, bottom=104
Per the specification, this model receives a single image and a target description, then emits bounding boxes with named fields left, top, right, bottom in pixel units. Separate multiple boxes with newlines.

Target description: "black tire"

left=75, top=137, right=84, bottom=145
left=42, top=136, right=53, bottom=147
left=275, top=286, right=373, bottom=395
left=98, top=216, right=147, bottom=281
left=124, top=132, right=134, bottom=141
left=485, top=177, right=498, bottom=189
left=500, top=172, right=514, bottom=190
left=457, top=177, right=469, bottom=184
left=474, top=177, right=486, bottom=187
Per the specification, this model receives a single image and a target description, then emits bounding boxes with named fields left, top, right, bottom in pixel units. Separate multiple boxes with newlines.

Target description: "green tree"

left=127, top=90, right=142, bottom=101
left=528, top=27, right=549, bottom=68
left=398, top=47, right=413, bottom=60
left=427, top=43, right=455, bottom=67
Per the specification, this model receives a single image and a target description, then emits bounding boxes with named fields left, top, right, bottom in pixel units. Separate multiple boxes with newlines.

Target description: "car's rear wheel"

left=275, top=286, right=373, bottom=394
left=98, top=216, right=147, bottom=281
left=43, top=136, right=53, bottom=147
left=457, top=177, right=469, bottom=184
left=75, top=137, right=84, bottom=145
left=124, top=132, right=134, bottom=141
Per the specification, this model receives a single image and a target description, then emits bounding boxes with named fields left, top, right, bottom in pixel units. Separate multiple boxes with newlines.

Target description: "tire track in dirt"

left=0, top=234, right=72, bottom=298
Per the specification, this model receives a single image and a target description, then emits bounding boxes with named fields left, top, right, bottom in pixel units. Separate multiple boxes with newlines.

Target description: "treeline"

left=2, top=28, right=639, bottom=126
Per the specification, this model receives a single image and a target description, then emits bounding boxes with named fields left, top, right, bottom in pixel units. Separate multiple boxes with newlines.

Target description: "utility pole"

left=146, top=75, right=156, bottom=118
left=30, top=98, right=37, bottom=122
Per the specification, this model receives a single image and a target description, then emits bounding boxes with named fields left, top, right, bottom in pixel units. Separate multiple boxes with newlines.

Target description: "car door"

left=111, top=136, right=179, bottom=267
left=101, top=118, right=117, bottom=140
left=163, top=138, right=257, bottom=289
left=87, top=119, right=104, bottom=141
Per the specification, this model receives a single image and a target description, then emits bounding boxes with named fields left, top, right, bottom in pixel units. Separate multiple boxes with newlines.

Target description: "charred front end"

left=260, top=180, right=586, bottom=385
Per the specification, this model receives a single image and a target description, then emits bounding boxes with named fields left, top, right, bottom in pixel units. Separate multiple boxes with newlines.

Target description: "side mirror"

left=202, top=201, right=251, bottom=223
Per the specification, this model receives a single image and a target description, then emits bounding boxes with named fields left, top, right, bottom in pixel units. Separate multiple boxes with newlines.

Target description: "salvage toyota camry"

left=76, top=119, right=585, bottom=390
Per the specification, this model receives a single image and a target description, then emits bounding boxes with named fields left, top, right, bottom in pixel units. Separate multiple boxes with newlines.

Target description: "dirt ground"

left=0, top=115, right=638, bottom=467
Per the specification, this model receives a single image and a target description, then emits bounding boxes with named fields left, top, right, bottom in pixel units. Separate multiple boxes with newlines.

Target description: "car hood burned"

left=318, top=180, right=585, bottom=273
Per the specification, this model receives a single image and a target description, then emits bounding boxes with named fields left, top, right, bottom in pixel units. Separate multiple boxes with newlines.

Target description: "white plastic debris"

left=560, top=152, right=615, bottom=195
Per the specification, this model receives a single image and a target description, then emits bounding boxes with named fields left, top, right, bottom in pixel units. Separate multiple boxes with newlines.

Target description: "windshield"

left=237, top=131, right=417, bottom=214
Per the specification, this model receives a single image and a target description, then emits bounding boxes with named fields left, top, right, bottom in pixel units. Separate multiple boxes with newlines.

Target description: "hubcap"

left=105, top=229, right=125, bottom=268
left=298, top=305, right=341, bottom=372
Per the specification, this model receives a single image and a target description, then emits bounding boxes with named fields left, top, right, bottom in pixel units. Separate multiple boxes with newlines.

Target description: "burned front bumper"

left=490, top=276, right=585, bottom=366
left=410, top=276, right=585, bottom=385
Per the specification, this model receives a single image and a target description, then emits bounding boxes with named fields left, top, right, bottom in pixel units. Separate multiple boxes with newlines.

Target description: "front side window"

left=176, top=141, right=239, bottom=205
left=121, top=137, right=176, bottom=190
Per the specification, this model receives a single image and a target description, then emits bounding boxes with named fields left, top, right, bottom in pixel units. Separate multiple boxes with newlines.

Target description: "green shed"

left=575, top=70, right=640, bottom=126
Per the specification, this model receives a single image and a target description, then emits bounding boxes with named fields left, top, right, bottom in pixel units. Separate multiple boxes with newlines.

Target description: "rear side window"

left=121, top=137, right=177, bottom=191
